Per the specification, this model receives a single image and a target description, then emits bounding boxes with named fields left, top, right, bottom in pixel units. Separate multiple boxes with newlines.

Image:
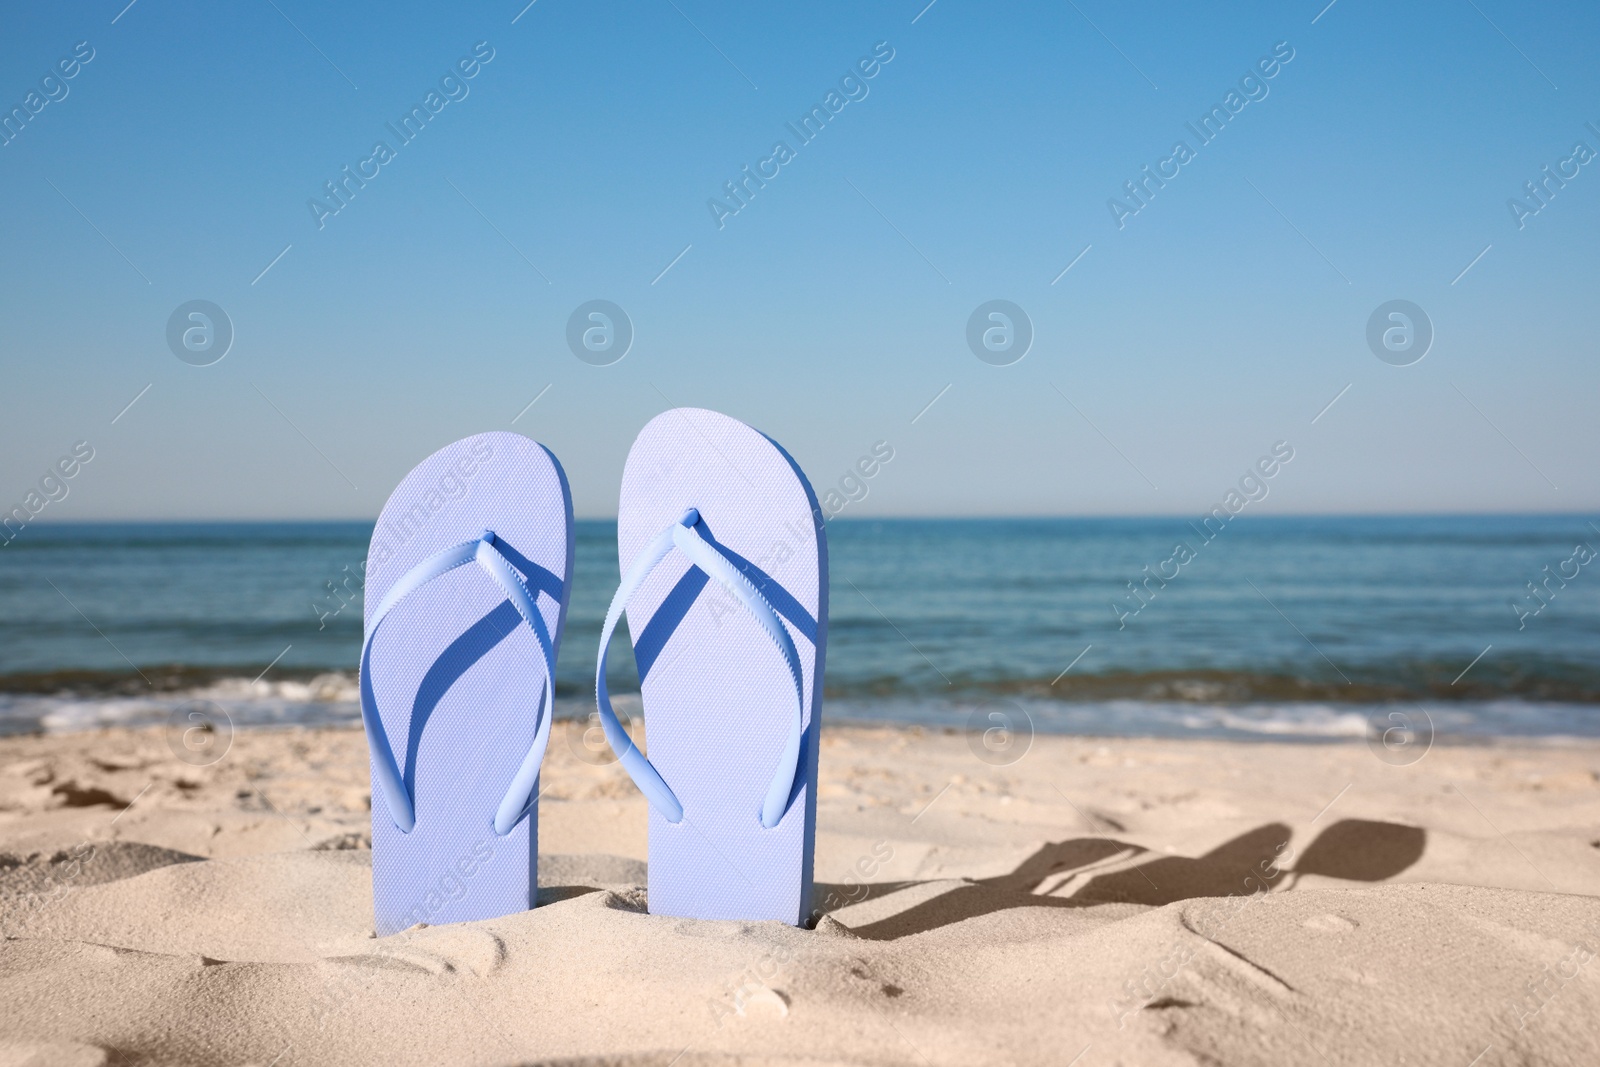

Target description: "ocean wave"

left=1174, top=705, right=1373, bottom=738
left=22, top=662, right=1599, bottom=703
left=0, top=679, right=641, bottom=738
left=200, top=672, right=360, bottom=704
left=3, top=671, right=1597, bottom=742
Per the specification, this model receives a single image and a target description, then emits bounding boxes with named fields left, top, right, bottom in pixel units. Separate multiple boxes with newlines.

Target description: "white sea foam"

left=823, top=697, right=1591, bottom=742
left=0, top=676, right=637, bottom=736
left=0, top=683, right=1593, bottom=741
left=0, top=673, right=364, bottom=736
left=1176, top=705, right=1371, bottom=738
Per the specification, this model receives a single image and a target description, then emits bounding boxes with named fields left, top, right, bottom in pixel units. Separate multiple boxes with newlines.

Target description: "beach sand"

left=2, top=721, right=1598, bottom=1066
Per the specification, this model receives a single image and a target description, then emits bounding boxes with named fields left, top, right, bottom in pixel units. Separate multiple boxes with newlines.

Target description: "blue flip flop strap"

left=595, top=509, right=806, bottom=829
left=360, top=531, right=557, bottom=835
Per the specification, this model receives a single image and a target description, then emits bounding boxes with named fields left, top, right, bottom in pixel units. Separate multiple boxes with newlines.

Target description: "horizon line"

left=14, top=508, right=1600, bottom=527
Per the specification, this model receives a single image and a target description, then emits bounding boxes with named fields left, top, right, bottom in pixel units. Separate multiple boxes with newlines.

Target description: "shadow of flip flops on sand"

left=834, top=819, right=1425, bottom=941
left=1070, top=822, right=1296, bottom=907
left=535, top=854, right=651, bottom=907
left=1282, top=818, right=1427, bottom=888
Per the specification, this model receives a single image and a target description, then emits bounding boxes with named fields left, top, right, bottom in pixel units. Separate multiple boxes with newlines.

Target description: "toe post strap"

left=594, top=509, right=806, bottom=829
left=361, top=530, right=557, bottom=836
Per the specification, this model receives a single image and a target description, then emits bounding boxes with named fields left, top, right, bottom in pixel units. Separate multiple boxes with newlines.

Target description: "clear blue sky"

left=3, top=0, right=1597, bottom=520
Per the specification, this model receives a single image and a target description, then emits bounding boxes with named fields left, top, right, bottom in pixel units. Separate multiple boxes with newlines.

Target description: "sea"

left=2, top=516, right=1597, bottom=743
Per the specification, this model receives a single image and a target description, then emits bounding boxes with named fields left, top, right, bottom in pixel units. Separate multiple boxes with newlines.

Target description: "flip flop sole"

left=617, top=409, right=826, bottom=925
left=363, top=432, right=573, bottom=934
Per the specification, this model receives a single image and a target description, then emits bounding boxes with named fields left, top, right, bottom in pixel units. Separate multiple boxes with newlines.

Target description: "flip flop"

left=360, top=431, right=573, bottom=935
left=594, top=408, right=826, bottom=925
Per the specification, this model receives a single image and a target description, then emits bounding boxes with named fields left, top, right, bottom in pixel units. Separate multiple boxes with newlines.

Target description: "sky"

left=2, top=0, right=1597, bottom=521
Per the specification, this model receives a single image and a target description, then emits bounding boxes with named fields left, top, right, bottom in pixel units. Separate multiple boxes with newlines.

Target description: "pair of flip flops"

left=359, top=408, right=826, bottom=934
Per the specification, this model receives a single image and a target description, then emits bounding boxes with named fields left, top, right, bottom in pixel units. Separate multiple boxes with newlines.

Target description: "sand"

left=2, top=720, right=1599, bottom=1066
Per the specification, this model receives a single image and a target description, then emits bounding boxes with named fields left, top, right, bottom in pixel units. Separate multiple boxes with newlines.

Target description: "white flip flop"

left=360, top=432, right=573, bottom=934
left=593, top=408, right=826, bottom=925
